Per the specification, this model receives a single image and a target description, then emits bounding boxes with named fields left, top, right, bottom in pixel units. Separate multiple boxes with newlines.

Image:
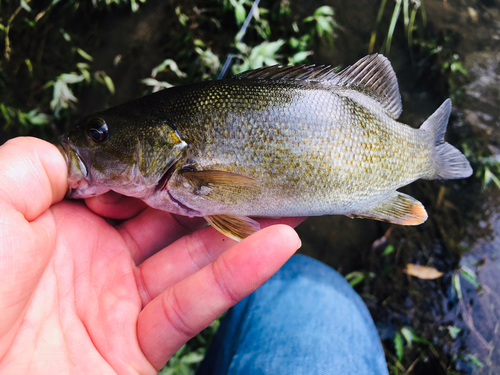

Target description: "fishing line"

left=217, top=0, right=261, bottom=80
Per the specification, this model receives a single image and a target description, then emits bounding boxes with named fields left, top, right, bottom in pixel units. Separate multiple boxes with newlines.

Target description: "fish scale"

left=58, top=54, right=472, bottom=241
left=175, top=84, right=424, bottom=201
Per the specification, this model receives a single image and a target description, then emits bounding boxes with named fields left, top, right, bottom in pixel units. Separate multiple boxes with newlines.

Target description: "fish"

left=57, top=54, right=473, bottom=241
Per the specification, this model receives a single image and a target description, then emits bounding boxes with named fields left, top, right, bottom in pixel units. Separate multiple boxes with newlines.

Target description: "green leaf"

left=140, top=78, right=173, bottom=92
left=344, top=271, right=365, bottom=287
left=290, top=51, right=312, bottom=64
left=235, top=4, right=246, bottom=25
left=60, top=73, right=85, bottom=84
left=51, top=79, right=78, bottom=115
left=453, top=273, right=463, bottom=300
left=103, top=75, right=115, bottom=94
left=76, top=64, right=91, bottom=83
left=465, top=353, right=484, bottom=368
left=175, top=6, right=189, bottom=26
left=316, top=17, right=333, bottom=37
left=484, top=168, right=500, bottom=189
left=178, top=350, right=205, bottom=364
left=262, top=39, right=285, bottom=56
left=450, top=61, right=469, bottom=77
left=447, top=326, right=461, bottom=339
left=381, top=245, right=394, bottom=256
left=400, top=326, right=432, bottom=346
left=27, top=110, right=50, bottom=125
left=460, top=266, right=482, bottom=291
left=25, top=59, right=33, bottom=75
left=0, top=103, right=9, bottom=120
left=130, top=0, right=139, bottom=12
left=61, top=29, right=71, bottom=42
left=400, top=326, right=414, bottom=348
left=394, top=332, right=404, bottom=361
left=20, top=0, right=32, bottom=12
left=314, top=5, right=335, bottom=16
left=193, top=39, right=205, bottom=47
left=230, top=0, right=246, bottom=25
left=152, top=59, right=187, bottom=78
left=76, top=48, right=94, bottom=62
left=76, top=62, right=90, bottom=70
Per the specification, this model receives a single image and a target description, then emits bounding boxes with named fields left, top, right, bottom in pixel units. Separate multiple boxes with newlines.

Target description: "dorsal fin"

left=330, top=54, right=402, bottom=119
left=233, top=64, right=339, bottom=82
left=232, top=54, right=402, bottom=120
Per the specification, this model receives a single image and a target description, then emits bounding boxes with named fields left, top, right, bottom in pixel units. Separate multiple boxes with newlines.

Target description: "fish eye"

left=87, top=118, right=109, bottom=143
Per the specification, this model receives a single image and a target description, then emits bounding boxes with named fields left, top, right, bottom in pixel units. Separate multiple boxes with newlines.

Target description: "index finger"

left=0, top=137, right=68, bottom=221
left=137, top=224, right=302, bottom=370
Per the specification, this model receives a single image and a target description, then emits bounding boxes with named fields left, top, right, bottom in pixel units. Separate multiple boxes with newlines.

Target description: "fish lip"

left=57, top=136, right=89, bottom=198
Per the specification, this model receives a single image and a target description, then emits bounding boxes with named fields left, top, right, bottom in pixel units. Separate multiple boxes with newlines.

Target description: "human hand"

left=0, top=137, right=303, bottom=374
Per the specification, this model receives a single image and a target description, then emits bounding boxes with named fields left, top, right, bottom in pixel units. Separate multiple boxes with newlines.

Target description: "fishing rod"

left=217, top=0, right=261, bottom=80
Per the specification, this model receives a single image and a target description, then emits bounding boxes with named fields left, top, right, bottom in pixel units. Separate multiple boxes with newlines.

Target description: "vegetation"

left=0, top=0, right=338, bottom=144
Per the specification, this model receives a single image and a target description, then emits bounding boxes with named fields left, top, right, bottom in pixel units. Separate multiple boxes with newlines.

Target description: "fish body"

left=58, top=54, right=472, bottom=240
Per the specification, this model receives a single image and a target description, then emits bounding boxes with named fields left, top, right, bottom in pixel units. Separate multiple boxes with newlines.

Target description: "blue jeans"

left=196, top=254, right=389, bottom=375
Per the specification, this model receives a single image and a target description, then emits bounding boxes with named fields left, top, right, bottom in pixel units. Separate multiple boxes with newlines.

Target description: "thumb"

left=0, top=137, right=68, bottom=221
left=0, top=137, right=68, bottom=358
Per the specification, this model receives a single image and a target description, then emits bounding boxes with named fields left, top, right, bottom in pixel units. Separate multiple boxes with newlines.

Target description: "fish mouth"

left=57, top=137, right=90, bottom=198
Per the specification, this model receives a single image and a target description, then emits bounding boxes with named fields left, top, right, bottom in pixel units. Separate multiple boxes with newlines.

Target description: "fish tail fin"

left=421, top=99, right=472, bottom=180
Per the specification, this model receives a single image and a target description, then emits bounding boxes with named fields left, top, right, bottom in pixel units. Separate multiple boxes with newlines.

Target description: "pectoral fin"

left=181, top=170, right=260, bottom=202
left=205, top=215, right=261, bottom=241
left=349, top=192, right=428, bottom=225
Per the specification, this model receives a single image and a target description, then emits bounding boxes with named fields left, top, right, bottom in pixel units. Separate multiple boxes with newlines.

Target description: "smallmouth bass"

left=58, top=54, right=472, bottom=241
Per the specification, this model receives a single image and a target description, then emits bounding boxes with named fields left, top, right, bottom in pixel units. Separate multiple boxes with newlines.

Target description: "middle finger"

left=137, top=216, right=305, bottom=304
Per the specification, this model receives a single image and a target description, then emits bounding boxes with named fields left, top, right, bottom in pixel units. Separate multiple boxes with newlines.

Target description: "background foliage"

left=0, top=0, right=338, bottom=144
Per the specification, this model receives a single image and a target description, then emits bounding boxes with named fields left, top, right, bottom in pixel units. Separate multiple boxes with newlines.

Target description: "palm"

left=44, top=200, right=157, bottom=374
left=0, top=138, right=303, bottom=374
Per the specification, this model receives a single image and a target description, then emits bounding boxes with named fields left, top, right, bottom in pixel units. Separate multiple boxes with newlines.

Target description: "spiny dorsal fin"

left=232, top=54, right=402, bottom=119
left=205, top=215, right=260, bottom=241
left=233, top=64, right=339, bottom=82
left=349, top=191, right=427, bottom=225
left=330, top=54, right=402, bottom=119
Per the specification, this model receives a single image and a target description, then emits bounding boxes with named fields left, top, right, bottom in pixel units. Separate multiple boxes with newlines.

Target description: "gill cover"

left=59, top=113, right=188, bottom=198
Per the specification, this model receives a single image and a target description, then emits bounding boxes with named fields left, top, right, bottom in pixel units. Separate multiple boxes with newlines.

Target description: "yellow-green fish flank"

left=58, top=54, right=472, bottom=240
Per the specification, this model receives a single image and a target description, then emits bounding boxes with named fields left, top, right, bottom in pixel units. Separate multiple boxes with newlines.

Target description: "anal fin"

left=349, top=192, right=428, bottom=225
left=205, top=215, right=261, bottom=241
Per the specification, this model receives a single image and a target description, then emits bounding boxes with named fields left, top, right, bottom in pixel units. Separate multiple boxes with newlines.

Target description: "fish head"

left=58, top=111, right=187, bottom=200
